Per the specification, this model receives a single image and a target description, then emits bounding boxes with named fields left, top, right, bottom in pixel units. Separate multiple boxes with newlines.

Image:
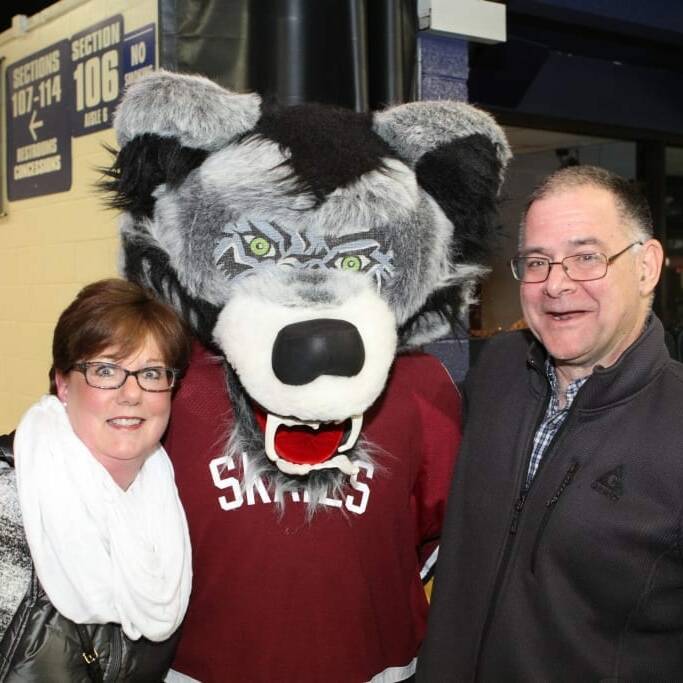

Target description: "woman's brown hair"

left=49, top=278, right=191, bottom=394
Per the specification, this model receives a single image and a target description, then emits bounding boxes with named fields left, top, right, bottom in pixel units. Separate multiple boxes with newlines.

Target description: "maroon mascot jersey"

left=164, top=342, right=462, bottom=683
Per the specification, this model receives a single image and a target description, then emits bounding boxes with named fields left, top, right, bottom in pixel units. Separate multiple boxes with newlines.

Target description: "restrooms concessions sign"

left=5, top=14, right=156, bottom=201
left=7, top=41, right=72, bottom=199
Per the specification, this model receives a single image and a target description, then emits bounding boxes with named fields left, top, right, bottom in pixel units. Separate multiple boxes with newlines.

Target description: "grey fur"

left=115, top=70, right=262, bottom=150
left=373, top=99, right=512, bottom=183
left=0, top=469, right=31, bottom=642
left=312, top=159, right=419, bottom=236
left=382, top=195, right=457, bottom=335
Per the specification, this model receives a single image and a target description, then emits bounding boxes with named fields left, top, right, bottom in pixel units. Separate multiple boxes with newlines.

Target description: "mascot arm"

left=410, top=356, right=463, bottom=582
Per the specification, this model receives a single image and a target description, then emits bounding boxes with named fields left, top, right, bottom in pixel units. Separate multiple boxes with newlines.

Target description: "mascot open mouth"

left=253, top=405, right=363, bottom=476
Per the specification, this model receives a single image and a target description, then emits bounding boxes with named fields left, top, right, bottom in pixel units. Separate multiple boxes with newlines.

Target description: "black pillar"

left=163, top=0, right=416, bottom=111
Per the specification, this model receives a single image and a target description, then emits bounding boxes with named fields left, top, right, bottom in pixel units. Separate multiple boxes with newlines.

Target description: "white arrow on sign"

left=28, top=109, right=44, bottom=142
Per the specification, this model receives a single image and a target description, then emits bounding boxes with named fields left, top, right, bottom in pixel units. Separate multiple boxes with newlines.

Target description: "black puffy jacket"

left=0, top=433, right=180, bottom=682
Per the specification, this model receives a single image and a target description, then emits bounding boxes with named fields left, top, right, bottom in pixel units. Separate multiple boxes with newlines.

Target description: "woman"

left=0, top=279, right=192, bottom=682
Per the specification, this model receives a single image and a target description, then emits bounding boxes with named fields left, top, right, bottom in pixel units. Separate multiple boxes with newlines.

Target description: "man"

left=418, top=165, right=683, bottom=681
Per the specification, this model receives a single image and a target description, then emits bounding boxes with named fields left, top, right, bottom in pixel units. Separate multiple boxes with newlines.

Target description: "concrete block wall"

left=0, top=135, right=120, bottom=432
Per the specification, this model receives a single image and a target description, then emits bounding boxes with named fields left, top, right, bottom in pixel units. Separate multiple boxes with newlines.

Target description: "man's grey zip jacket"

left=418, top=316, right=683, bottom=682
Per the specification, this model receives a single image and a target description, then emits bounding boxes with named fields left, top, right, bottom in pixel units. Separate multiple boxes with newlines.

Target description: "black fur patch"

left=251, top=103, right=397, bottom=202
left=122, top=233, right=220, bottom=345
left=416, top=133, right=502, bottom=264
left=398, top=134, right=504, bottom=343
left=100, top=134, right=209, bottom=218
left=398, top=287, right=465, bottom=344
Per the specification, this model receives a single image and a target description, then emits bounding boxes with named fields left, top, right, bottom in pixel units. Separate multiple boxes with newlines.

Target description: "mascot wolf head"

left=105, top=71, right=509, bottom=499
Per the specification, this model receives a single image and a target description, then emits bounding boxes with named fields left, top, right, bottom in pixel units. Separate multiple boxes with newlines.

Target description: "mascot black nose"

left=272, top=319, right=365, bottom=385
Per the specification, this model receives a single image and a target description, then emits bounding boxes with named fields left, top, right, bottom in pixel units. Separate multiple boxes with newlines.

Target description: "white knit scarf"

left=14, top=395, right=192, bottom=642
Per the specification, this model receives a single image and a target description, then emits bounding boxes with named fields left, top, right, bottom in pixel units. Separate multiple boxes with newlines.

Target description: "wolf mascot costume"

left=106, top=71, right=509, bottom=682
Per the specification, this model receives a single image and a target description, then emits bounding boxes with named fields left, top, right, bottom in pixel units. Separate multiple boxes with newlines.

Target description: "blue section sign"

left=70, top=15, right=124, bottom=137
left=6, top=40, right=72, bottom=201
left=5, top=15, right=157, bottom=201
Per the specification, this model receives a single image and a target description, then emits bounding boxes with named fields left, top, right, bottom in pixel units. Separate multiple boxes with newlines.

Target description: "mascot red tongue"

left=252, top=405, right=345, bottom=465
left=107, top=70, right=510, bottom=683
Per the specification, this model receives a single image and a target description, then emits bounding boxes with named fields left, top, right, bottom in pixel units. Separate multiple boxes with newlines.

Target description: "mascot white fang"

left=105, top=70, right=510, bottom=683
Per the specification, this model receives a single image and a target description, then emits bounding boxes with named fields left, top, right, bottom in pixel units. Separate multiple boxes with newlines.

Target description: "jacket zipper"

left=530, top=462, right=580, bottom=574
left=473, top=372, right=549, bottom=681
left=473, top=360, right=587, bottom=680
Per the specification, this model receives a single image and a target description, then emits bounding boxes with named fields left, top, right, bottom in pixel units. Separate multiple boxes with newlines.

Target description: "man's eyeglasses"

left=71, top=362, right=178, bottom=392
left=510, top=241, right=642, bottom=284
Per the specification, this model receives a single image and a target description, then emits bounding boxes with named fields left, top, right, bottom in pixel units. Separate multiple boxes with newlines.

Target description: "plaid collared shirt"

left=526, top=360, right=588, bottom=487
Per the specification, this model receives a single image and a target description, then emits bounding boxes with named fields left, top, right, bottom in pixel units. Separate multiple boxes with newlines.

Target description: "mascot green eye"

left=340, top=255, right=362, bottom=271
left=249, top=237, right=273, bottom=257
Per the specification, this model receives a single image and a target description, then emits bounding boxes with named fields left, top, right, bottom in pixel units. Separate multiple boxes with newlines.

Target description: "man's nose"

left=544, top=261, right=575, bottom=296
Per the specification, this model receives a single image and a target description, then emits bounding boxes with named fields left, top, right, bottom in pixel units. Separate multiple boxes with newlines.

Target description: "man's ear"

left=638, top=238, right=664, bottom=297
left=55, top=371, right=69, bottom=404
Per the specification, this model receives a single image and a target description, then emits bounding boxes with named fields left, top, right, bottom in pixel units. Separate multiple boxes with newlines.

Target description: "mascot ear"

left=373, top=100, right=511, bottom=264
left=106, top=70, right=262, bottom=217
left=115, top=70, right=262, bottom=150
